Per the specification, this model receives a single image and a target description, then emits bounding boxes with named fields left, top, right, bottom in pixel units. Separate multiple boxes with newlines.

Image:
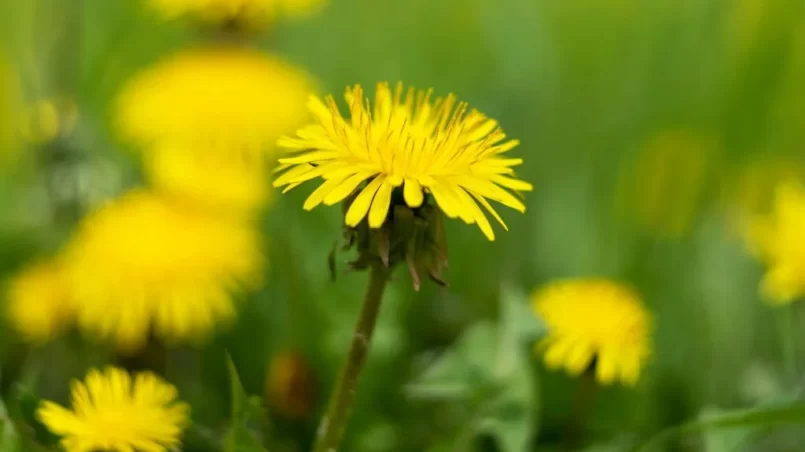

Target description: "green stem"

left=312, top=265, right=389, bottom=452
left=563, top=368, right=598, bottom=451
left=779, top=304, right=797, bottom=384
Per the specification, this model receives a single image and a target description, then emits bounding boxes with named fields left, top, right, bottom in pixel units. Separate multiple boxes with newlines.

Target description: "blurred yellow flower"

left=115, top=47, right=313, bottom=154
left=62, top=190, right=264, bottom=351
left=37, top=366, right=189, bottom=452
left=532, top=279, right=652, bottom=386
left=148, top=0, right=326, bottom=25
left=615, top=129, right=719, bottom=239
left=746, top=179, right=805, bottom=305
left=145, top=143, right=272, bottom=213
left=274, top=82, right=533, bottom=241
left=6, top=260, right=73, bottom=343
left=722, top=155, right=805, bottom=226
left=20, top=98, right=79, bottom=144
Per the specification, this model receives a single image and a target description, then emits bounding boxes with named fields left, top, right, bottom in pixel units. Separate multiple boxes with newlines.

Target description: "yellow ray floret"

left=61, top=190, right=264, bottom=351
left=745, top=179, right=805, bottom=304
left=274, top=82, right=533, bottom=241
left=148, top=0, right=326, bottom=24
left=116, top=47, right=314, bottom=154
left=38, top=366, right=189, bottom=452
left=532, top=279, right=652, bottom=386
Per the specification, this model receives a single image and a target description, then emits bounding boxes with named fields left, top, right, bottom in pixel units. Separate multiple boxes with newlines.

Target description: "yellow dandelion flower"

left=6, top=260, right=73, bottom=343
left=62, top=190, right=264, bottom=351
left=20, top=98, right=79, bottom=144
left=723, top=155, right=805, bottom=217
left=144, top=143, right=272, bottom=213
left=274, top=82, right=533, bottom=241
left=532, top=279, right=652, bottom=386
left=115, top=47, right=313, bottom=154
left=148, top=0, right=325, bottom=25
left=37, top=366, right=189, bottom=452
left=745, top=179, right=805, bottom=304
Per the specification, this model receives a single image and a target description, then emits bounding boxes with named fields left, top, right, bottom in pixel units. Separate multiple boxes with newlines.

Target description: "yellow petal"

left=403, top=178, right=424, bottom=208
left=470, top=192, right=509, bottom=231
left=485, top=139, right=520, bottom=156
left=273, top=164, right=318, bottom=187
left=565, top=344, right=593, bottom=376
left=760, top=265, right=801, bottom=305
left=453, top=187, right=494, bottom=240
left=345, top=177, right=385, bottom=227
left=543, top=339, right=573, bottom=370
left=595, top=349, right=618, bottom=386
left=36, top=402, right=81, bottom=435
left=455, top=176, right=526, bottom=212
left=482, top=157, right=523, bottom=167
left=489, top=174, right=534, bottom=192
left=428, top=181, right=462, bottom=219
left=303, top=176, right=349, bottom=211
left=368, top=181, right=394, bottom=228
left=278, top=150, right=339, bottom=165
left=323, top=171, right=376, bottom=206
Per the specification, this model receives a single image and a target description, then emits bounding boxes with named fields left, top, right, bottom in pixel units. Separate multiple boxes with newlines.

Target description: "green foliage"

left=225, top=355, right=271, bottom=452
left=639, top=401, right=805, bottom=452
left=408, top=287, right=543, bottom=451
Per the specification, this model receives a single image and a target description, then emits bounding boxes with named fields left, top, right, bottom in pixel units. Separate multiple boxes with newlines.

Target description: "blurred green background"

left=3, top=0, right=805, bottom=451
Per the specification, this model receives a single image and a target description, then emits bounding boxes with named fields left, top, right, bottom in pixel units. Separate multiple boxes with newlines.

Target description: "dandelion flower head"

left=6, top=260, right=73, bottom=343
left=144, top=142, right=272, bottom=213
left=148, top=0, right=326, bottom=25
left=723, top=155, right=805, bottom=225
left=274, top=82, right=533, bottom=241
left=116, top=47, right=313, bottom=154
left=37, top=366, right=189, bottom=452
left=62, top=190, right=264, bottom=351
left=20, top=98, right=79, bottom=145
left=745, top=179, right=805, bottom=304
left=532, top=279, right=652, bottom=386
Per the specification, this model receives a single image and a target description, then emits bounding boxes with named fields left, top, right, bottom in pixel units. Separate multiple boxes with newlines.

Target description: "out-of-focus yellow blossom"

left=722, top=155, right=805, bottom=227
left=19, top=98, right=79, bottom=144
left=532, top=279, right=652, bottom=386
left=745, top=179, right=805, bottom=305
left=6, top=260, right=73, bottom=343
left=266, top=352, right=317, bottom=420
left=145, top=143, right=271, bottom=213
left=615, top=130, right=720, bottom=239
left=37, top=366, right=189, bottom=452
left=274, top=82, right=533, bottom=241
left=62, top=189, right=264, bottom=351
left=148, top=0, right=326, bottom=26
left=115, top=47, right=313, bottom=155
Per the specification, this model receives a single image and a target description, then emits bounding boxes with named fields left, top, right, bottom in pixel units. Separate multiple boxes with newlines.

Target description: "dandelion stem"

left=779, top=304, right=797, bottom=384
left=313, top=264, right=389, bottom=452
left=564, top=367, right=598, bottom=450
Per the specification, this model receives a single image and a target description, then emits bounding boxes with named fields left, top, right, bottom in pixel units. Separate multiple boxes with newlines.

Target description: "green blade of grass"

left=637, top=401, right=805, bottom=452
